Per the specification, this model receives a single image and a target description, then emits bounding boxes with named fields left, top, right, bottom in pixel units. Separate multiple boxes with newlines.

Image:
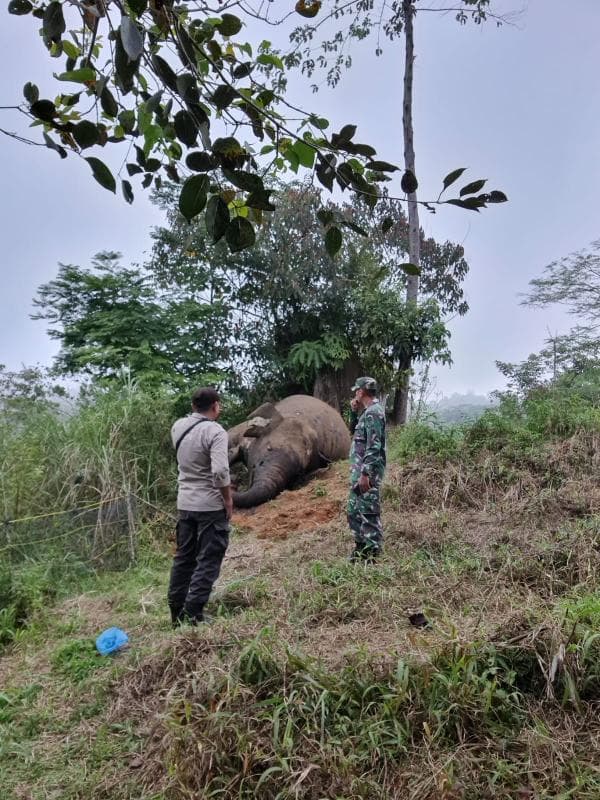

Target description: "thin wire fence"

left=1, top=493, right=173, bottom=572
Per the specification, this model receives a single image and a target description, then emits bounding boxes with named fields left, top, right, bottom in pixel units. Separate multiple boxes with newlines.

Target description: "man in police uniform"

left=347, top=376, right=387, bottom=562
left=168, top=386, right=233, bottom=626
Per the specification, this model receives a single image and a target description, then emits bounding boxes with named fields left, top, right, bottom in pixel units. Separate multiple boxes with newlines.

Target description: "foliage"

left=149, top=182, right=464, bottom=398
left=0, top=378, right=178, bottom=522
left=388, top=420, right=463, bottom=463
left=499, top=240, right=600, bottom=397
left=4, top=0, right=505, bottom=254
left=388, top=368, right=600, bottom=464
left=32, top=251, right=232, bottom=389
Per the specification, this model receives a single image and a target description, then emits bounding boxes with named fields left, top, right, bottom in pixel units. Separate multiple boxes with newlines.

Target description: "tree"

left=150, top=181, right=466, bottom=410
left=497, top=240, right=600, bottom=397
left=289, top=0, right=512, bottom=421
left=32, top=251, right=232, bottom=388
left=4, top=0, right=506, bottom=255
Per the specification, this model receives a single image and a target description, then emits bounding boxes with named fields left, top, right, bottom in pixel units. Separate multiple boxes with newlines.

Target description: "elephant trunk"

left=233, top=449, right=303, bottom=508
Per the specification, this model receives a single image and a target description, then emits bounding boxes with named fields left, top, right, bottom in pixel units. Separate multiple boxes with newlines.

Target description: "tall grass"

left=390, top=369, right=600, bottom=464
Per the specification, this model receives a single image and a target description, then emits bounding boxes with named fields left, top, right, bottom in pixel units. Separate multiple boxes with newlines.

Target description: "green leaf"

left=73, top=121, right=100, bottom=149
left=120, top=16, right=144, bottom=62
left=115, top=32, right=139, bottom=94
left=85, top=157, right=116, bottom=193
left=176, top=73, right=199, bottom=103
left=291, top=140, right=315, bottom=169
left=126, top=163, right=143, bottom=176
left=119, top=109, right=136, bottom=133
left=56, top=68, right=96, bottom=83
left=225, top=217, right=255, bottom=252
left=488, top=190, right=508, bottom=203
left=186, top=151, right=214, bottom=172
left=144, top=90, right=163, bottom=115
left=151, top=55, right=178, bottom=92
left=128, top=0, right=147, bottom=16
left=100, top=87, right=119, bottom=118
left=8, top=0, right=33, bottom=15
left=206, top=195, right=230, bottom=243
left=400, top=263, right=421, bottom=276
left=446, top=197, right=484, bottom=212
left=212, top=84, right=237, bottom=110
left=62, top=40, right=79, bottom=59
left=222, top=169, right=263, bottom=193
left=233, top=62, right=253, bottom=79
left=325, top=226, right=342, bottom=257
left=257, top=53, right=284, bottom=70
left=174, top=110, right=198, bottom=147
left=23, top=82, right=39, bottom=103
left=179, top=174, right=210, bottom=221
left=338, top=124, right=356, bottom=141
left=121, top=179, right=134, bottom=204
left=217, top=13, right=243, bottom=36
left=309, top=115, right=329, bottom=130
left=367, top=160, right=398, bottom=172
left=246, top=189, right=276, bottom=211
left=341, top=220, right=368, bottom=237
left=30, top=99, right=56, bottom=121
left=381, top=217, right=394, bottom=234
left=42, top=2, right=65, bottom=44
left=460, top=179, right=487, bottom=197
left=442, top=167, right=466, bottom=191
left=317, top=209, right=335, bottom=227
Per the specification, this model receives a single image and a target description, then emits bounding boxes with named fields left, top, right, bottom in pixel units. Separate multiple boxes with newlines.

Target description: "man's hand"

left=220, top=485, right=234, bottom=520
left=350, top=397, right=361, bottom=413
left=358, top=473, right=371, bottom=494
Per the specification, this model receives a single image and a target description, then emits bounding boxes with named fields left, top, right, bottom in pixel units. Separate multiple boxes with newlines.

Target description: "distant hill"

left=425, top=392, right=496, bottom=425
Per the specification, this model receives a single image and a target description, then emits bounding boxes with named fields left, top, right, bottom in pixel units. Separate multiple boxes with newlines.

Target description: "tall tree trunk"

left=393, top=0, right=421, bottom=426
left=313, top=357, right=364, bottom=413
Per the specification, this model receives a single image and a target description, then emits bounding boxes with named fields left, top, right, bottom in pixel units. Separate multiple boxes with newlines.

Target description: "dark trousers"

left=167, top=509, right=230, bottom=618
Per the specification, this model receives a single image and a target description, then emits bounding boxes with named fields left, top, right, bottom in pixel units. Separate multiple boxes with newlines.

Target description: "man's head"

left=351, top=376, right=378, bottom=407
left=191, top=386, right=221, bottom=419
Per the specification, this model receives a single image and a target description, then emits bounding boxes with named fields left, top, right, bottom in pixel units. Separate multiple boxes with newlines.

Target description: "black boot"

left=170, top=605, right=185, bottom=628
left=349, top=545, right=380, bottom=564
left=182, top=604, right=208, bottom=626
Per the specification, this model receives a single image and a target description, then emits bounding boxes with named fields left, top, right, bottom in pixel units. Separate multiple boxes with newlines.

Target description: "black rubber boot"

left=349, top=545, right=380, bottom=564
left=170, top=605, right=185, bottom=628
left=182, top=604, right=206, bottom=626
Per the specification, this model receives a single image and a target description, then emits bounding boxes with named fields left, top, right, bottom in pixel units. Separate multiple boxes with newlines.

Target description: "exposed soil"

left=231, top=465, right=347, bottom=540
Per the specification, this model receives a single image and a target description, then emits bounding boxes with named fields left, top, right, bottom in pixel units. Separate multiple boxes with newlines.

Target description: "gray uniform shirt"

left=171, top=413, right=231, bottom=512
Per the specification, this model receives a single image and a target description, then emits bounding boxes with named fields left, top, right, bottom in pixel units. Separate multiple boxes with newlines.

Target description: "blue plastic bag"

left=95, top=627, right=129, bottom=656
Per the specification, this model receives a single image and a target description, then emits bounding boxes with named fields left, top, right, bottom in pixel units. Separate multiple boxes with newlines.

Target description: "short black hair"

left=364, top=387, right=377, bottom=397
left=191, top=386, right=220, bottom=412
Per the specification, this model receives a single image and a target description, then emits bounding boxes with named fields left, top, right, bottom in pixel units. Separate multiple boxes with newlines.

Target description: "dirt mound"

left=231, top=466, right=347, bottom=540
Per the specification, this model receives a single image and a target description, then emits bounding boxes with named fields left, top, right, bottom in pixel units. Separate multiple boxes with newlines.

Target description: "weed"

left=52, top=638, right=107, bottom=682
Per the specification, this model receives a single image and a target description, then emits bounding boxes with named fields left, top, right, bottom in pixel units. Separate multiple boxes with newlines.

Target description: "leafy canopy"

left=6, top=0, right=506, bottom=253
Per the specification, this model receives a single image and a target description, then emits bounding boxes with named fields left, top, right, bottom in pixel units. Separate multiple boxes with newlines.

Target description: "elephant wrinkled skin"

left=228, top=395, right=351, bottom=508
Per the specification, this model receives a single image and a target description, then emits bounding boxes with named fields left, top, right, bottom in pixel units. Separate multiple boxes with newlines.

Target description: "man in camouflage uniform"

left=347, top=376, right=387, bottom=562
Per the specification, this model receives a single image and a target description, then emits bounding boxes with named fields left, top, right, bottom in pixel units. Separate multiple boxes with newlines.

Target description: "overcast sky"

left=0, top=0, right=597, bottom=396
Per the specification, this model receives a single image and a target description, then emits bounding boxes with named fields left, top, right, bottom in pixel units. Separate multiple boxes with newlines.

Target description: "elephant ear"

left=245, top=416, right=273, bottom=438
left=247, top=402, right=283, bottom=423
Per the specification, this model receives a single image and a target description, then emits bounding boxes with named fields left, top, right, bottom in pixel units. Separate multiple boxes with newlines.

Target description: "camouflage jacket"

left=349, top=401, right=387, bottom=483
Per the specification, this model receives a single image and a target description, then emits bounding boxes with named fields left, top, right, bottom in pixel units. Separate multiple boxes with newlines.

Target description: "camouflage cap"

left=351, top=376, right=378, bottom=392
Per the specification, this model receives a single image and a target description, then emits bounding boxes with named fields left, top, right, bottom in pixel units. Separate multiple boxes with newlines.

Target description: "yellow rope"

left=0, top=521, right=98, bottom=553
left=3, top=497, right=125, bottom=526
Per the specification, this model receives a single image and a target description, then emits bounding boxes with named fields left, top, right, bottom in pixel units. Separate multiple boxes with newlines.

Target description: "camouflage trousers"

left=347, top=484, right=383, bottom=553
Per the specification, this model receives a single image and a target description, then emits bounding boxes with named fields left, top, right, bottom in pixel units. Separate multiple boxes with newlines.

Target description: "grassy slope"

left=2, top=455, right=600, bottom=799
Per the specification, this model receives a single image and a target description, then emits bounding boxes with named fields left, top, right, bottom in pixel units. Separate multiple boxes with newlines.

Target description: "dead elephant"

left=228, top=395, right=351, bottom=508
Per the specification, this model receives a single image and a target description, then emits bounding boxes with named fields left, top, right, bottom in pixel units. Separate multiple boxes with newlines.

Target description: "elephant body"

left=228, top=395, right=351, bottom=508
